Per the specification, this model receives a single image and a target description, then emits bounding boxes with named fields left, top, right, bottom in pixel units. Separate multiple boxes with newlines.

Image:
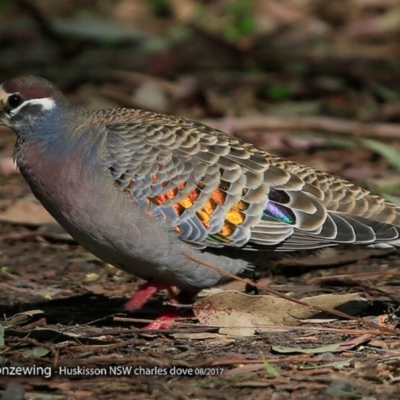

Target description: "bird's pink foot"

left=143, top=308, right=191, bottom=329
left=124, top=281, right=194, bottom=329
left=124, top=282, right=177, bottom=310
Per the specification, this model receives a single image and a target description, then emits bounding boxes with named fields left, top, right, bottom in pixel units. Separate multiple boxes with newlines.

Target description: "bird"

left=1, top=76, right=400, bottom=326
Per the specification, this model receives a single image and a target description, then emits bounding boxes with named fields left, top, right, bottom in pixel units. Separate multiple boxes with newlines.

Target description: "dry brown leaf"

left=194, top=290, right=362, bottom=337
left=0, top=196, right=56, bottom=225
left=0, top=157, right=18, bottom=176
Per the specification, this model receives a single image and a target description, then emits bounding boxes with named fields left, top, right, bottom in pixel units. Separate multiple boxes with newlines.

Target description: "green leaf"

left=268, top=84, right=290, bottom=101
left=362, top=139, right=400, bottom=171
left=23, top=347, right=50, bottom=358
left=260, top=351, right=279, bottom=376
left=381, top=192, right=400, bottom=206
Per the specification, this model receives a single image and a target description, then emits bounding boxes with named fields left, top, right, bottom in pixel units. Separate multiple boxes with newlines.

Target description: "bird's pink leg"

left=124, top=282, right=175, bottom=310
left=124, top=282, right=193, bottom=329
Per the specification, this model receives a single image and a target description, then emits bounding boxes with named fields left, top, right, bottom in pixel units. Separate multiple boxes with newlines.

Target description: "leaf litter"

left=2, top=1, right=400, bottom=397
left=1, top=177, right=400, bottom=398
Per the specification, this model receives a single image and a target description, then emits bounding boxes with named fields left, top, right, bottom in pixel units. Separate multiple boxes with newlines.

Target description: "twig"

left=200, top=115, right=400, bottom=140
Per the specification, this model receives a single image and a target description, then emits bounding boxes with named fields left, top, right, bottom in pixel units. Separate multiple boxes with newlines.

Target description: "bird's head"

left=0, top=76, right=72, bottom=139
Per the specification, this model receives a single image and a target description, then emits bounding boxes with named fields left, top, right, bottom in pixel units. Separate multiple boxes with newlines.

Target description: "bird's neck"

left=14, top=109, right=100, bottom=166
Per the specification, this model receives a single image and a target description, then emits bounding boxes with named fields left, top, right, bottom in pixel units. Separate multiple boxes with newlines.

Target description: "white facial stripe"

left=10, top=97, right=56, bottom=115
left=0, top=85, right=7, bottom=108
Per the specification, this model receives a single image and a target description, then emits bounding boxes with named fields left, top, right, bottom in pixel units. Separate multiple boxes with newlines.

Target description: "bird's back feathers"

left=88, top=108, right=400, bottom=252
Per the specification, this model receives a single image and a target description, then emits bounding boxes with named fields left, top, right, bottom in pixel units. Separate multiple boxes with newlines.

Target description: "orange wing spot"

left=211, top=189, right=226, bottom=206
left=173, top=203, right=185, bottom=216
left=177, top=182, right=187, bottom=191
left=197, top=181, right=205, bottom=190
left=219, top=221, right=236, bottom=237
left=226, top=209, right=245, bottom=225
left=114, top=179, right=122, bottom=186
left=196, top=210, right=211, bottom=224
left=154, top=194, right=168, bottom=205
left=161, top=180, right=170, bottom=187
left=127, top=179, right=134, bottom=189
left=166, top=188, right=178, bottom=200
left=188, top=188, right=200, bottom=202
left=174, top=226, right=181, bottom=233
left=179, top=198, right=193, bottom=209
left=234, top=200, right=249, bottom=211
left=157, top=164, right=164, bottom=170
left=151, top=174, right=158, bottom=183
left=203, top=199, right=215, bottom=215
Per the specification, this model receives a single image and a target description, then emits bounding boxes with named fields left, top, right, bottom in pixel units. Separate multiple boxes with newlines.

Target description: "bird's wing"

left=98, top=109, right=400, bottom=250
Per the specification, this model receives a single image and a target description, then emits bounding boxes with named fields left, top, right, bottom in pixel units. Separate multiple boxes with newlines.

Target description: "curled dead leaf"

left=194, top=290, right=363, bottom=337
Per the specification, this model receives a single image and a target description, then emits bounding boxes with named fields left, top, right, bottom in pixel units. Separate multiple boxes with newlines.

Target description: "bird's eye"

left=7, top=94, right=24, bottom=109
